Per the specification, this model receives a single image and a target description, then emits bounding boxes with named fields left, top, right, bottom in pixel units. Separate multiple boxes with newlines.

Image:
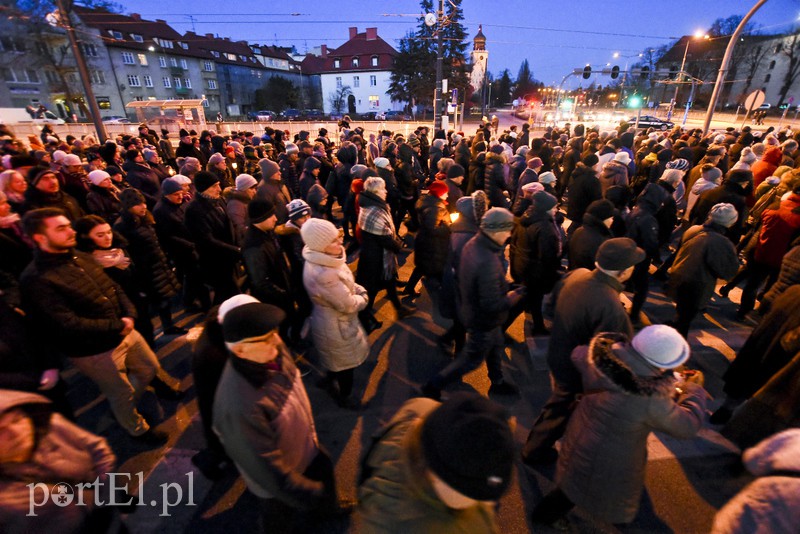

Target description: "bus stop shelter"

left=125, top=99, right=207, bottom=126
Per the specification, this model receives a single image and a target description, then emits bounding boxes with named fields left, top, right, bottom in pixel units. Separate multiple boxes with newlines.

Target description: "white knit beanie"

left=217, top=294, right=259, bottom=323
left=631, top=325, right=690, bottom=369
left=87, top=170, right=111, bottom=186
left=300, top=218, right=340, bottom=252
left=235, top=173, right=258, bottom=191
left=708, top=203, right=738, bottom=228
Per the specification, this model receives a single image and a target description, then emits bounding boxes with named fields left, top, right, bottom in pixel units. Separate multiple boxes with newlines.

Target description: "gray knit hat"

left=480, top=207, right=515, bottom=233
left=708, top=203, right=738, bottom=228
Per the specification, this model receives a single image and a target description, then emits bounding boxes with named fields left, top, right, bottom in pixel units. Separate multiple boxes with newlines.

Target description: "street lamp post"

left=433, top=0, right=444, bottom=131
left=668, top=32, right=707, bottom=120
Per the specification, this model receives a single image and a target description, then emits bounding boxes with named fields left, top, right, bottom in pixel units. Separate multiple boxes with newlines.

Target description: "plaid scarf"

left=358, top=190, right=397, bottom=279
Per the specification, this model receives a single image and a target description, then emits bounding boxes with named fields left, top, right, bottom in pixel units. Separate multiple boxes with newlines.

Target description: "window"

left=1, top=68, right=15, bottom=82
left=162, top=76, right=171, bottom=88
left=0, top=37, right=25, bottom=52
left=184, top=78, right=191, bottom=88
left=170, top=57, right=178, bottom=67
left=352, top=57, right=359, bottom=67
left=369, top=95, right=379, bottom=108
left=127, top=74, right=141, bottom=87
left=138, top=53, right=148, bottom=66
left=122, top=51, right=135, bottom=65
left=765, top=73, right=771, bottom=83
left=96, top=96, right=111, bottom=109
left=203, top=61, right=213, bottom=71
left=225, top=53, right=236, bottom=61
left=174, top=77, right=181, bottom=89
left=143, top=75, right=153, bottom=87
left=239, top=55, right=247, bottom=62
left=90, top=70, right=106, bottom=84
left=178, top=42, right=188, bottom=50
left=131, top=34, right=143, bottom=43
left=81, top=43, right=98, bottom=57
left=159, top=56, right=167, bottom=68
left=180, top=59, right=188, bottom=69
left=44, top=70, right=60, bottom=83
left=110, top=30, right=123, bottom=40
left=334, top=59, right=340, bottom=69
left=353, top=76, right=360, bottom=88
left=207, top=79, right=217, bottom=89
left=24, top=69, right=39, bottom=83
left=336, top=76, right=342, bottom=88
left=211, top=51, right=220, bottom=58
left=369, top=75, right=377, bottom=87
left=371, top=55, right=379, bottom=67
left=769, top=60, right=776, bottom=70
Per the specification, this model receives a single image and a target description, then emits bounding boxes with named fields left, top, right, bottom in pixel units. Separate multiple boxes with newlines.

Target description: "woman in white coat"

left=301, top=218, right=370, bottom=408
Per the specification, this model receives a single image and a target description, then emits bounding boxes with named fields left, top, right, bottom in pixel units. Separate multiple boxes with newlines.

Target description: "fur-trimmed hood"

left=582, top=333, right=675, bottom=397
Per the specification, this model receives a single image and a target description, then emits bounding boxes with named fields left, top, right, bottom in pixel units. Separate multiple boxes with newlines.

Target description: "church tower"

left=470, top=25, right=488, bottom=93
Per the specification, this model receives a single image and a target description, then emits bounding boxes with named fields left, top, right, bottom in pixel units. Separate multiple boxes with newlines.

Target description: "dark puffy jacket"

left=86, top=185, right=121, bottom=224
left=242, top=226, right=292, bottom=310
left=395, top=144, right=417, bottom=198
left=689, top=181, right=749, bottom=243
left=566, top=163, right=601, bottom=225
left=510, top=208, right=562, bottom=293
left=256, top=179, right=291, bottom=224
left=413, top=194, right=451, bottom=278
left=152, top=197, right=196, bottom=264
left=428, top=145, right=443, bottom=184
left=458, top=232, right=513, bottom=330
left=122, top=161, right=161, bottom=208
left=484, top=153, right=509, bottom=209
left=184, top=194, right=240, bottom=280
left=23, top=187, right=84, bottom=221
left=654, top=179, right=678, bottom=247
left=627, top=183, right=666, bottom=260
left=568, top=213, right=613, bottom=270
left=467, top=152, right=486, bottom=194
left=113, top=212, right=179, bottom=301
left=20, top=250, right=136, bottom=357
left=439, top=207, right=479, bottom=319
left=278, top=153, right=301, bottom=199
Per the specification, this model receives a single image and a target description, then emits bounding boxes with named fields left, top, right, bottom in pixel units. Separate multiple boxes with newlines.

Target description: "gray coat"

left=557, top=334, right=707, bottom=524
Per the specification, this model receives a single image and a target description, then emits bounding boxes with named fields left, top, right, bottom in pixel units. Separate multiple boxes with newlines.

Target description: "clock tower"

left=470, top=25, right=488, bottom=93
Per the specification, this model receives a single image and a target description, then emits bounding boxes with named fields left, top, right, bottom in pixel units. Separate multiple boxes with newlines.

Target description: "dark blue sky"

left=119, top=0, right=799, bottom=87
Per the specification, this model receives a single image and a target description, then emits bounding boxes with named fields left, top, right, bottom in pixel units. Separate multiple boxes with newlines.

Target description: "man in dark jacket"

left=627, top=182, right=668, bottom=323
left=257, top=158, right=291, bottom=224
left=19, top=208, right=178, bottom=444
left=175, top=129, right=207, bottom=165
left=667, top=203, right=740, bottom=337
left=522, top=238, right=642, bottom=465
left=484, top=146, right=510, bottom=209
left=122, top=149, right=161, bottom=209
left=568, top=199, right=614, bottom=270
left=279, top=143, right=301, bottom=199
left=185, top=172, right=241, bottom=304
left=689, top=168, right=752, bottom=244
left=422, top=208, right=526, bottom=399
left=23, top=167, right=83, bottom=221
left=565, top=157, right=601, bottom=235
left=214, top=303, right=342, bottom=531
left=510, top=191, right=562, bottom=334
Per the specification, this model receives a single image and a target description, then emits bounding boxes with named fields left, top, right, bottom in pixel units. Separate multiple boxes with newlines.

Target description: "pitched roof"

left=182, top=31, right=261, bottom=68
left=306, top=28, right=397, bottom=74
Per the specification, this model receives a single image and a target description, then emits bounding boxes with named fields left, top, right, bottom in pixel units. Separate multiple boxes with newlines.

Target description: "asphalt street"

left=59, top=231, right=761, bottom=534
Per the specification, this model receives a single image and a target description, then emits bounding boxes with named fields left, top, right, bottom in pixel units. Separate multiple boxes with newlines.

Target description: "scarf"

left=0, top=213, right=21, bottom=228
left=302, top=246, right=346, bottom=268
left=358, top=191, right=398, bottom=279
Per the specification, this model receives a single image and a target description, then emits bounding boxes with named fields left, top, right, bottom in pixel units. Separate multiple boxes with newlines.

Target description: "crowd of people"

left=1, top=115, right=799, bottom=532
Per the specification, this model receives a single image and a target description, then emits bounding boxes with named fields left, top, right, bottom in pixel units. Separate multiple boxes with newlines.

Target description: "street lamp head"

left=693, top=30, right=707, bottom=39
left=613, top=52, right=620, bottom=59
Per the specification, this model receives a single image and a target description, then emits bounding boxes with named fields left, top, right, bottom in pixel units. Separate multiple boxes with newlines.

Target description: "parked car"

left=385, top=110, right=411, bottom=121
left=361, top=111, right=386, bottom=120
left=302, top=109, right=325, bottom=120
left=102, top=116, right=131, bottom=124
left=251, top=110, right=276, bottom=121
left=281, top=108, right=301, bottom=120
left=629, top=115, right=674, bottom=131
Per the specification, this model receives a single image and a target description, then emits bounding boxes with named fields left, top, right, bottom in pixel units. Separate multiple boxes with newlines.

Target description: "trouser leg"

left=522, top=376, right=579, bottom=458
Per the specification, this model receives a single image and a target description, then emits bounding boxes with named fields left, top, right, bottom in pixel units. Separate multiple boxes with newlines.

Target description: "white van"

left=0, top=108, right=65, bottom=125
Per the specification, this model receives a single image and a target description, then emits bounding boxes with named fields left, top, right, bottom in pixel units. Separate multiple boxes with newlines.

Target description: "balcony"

left=170, top=66, right=184, bottom=76
left=175, top=87, right=190, bottom=95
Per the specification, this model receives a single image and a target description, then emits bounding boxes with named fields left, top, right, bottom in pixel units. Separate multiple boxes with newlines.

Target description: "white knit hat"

left=235, top=173, right=258, bottom=191
left=87, top=169, right=111, bottom=186
left=300, top=218, right=340, bottom=252
left=709, top=203, right=738, bottom=228
left=373, top=157, right=390, bottom=169
left=62, top=154, right=82, bottom=166
left=217, top=294, right=259, bottom=323
left=172, top=174, right=192, bottom=185
left=52, top=150, right=67, bottom=163
left=208, top=152, right=225, bottom=165
left=538, top=171, right=557, bottom=184
left=631, top=325, right=690, bottom=369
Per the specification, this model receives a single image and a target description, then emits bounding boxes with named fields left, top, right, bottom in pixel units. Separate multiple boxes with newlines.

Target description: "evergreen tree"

left=514, top=59, right=537, bottom=98
left=388, top=0, right=469, bottom=110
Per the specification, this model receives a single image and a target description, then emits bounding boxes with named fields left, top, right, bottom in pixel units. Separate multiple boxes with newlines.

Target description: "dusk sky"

left=119, top=0, right=799, bottom=87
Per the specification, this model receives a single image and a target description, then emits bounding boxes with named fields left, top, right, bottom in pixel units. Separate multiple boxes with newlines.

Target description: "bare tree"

left=328, top=85, right=352, bottom=114
left=728, top=38, right=770, bottom=104
left=777, top=32, right=800, bottom=107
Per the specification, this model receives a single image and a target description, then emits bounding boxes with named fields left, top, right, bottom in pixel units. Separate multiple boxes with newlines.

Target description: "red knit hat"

left=428, top=180, right=448, bottom=199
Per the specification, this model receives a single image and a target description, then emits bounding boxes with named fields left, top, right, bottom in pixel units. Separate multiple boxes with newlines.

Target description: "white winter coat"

left=302, top=246, right=369, bottom=372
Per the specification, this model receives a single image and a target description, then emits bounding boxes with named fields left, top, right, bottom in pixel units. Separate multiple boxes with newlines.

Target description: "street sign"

left=744, top=89, right=766, bottom=112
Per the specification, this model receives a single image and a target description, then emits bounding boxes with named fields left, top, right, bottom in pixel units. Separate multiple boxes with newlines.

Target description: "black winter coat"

left=123, top=161, right=161, bottom=209
left=175, top=141, right=207, bottom=166
left=153, top=197, right=196, bottom=264
left=86, top=185, right=122, bottom=224
left=568, top=213, right=613, bottom=271
left=467, top=152, right=486, bottom=194
left=459, top=231, right=513, bottom=330
left=355, top=193, right=402, bottom=293
left=566, top=163, right=601, bottom=225
left=627, top=183, right=666, bottom=261
left=279, top=154, right=301, bottom=199
left=689, top=181, right=749, bottom=243
left=510, top=208, right=562, bottom=293
left=0, top=225, right=33, bottom=279
left=20, top=250, right=136, bottom=357
left=23, top=187, right=84, bottom=221
left=654, top=180, right=678, bottom=247
left=413, top=194, right=451, bottom=278
left=256, top=179, right=291, bottom=224
left=113, top=212, right=179, bottom=301
left=184, top=194, right=240, bottom=281
left=242, top=226, right=292, bottom=310
left=484, top=153, right=509, bottom=209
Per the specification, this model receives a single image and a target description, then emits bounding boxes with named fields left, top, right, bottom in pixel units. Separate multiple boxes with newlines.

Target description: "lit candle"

left=449, top=213, right=459, bottom=223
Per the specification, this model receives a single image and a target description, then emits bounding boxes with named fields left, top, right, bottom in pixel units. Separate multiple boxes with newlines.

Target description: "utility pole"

left=434, top=0, right=444, bottom=131
left=55, top=0, right=107, bottom=141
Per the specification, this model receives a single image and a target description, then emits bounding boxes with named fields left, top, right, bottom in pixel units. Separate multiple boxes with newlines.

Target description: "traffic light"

left=628, top=96, right=641, bottom=108
left=582, top=65, right=592, bottom=79
left=640, top=66, right=650, bottom=79
left=611, top=65, right=620, bottom=79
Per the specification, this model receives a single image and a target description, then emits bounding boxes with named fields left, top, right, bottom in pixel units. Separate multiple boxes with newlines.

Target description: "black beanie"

left=586, top=199, right=615, bottom=220
left=446, top=164, right=465, bottom=179
left=420, top=392, right=514, bottom=501
left=194, top=171, right=219, bottom=193
left=222, top=303, right=286, bottom=344
left=582, top=154, right=599, bottom=167
left=248, top=198, right=275, bottom=223
left=119, top=188, right=146, bottom=211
